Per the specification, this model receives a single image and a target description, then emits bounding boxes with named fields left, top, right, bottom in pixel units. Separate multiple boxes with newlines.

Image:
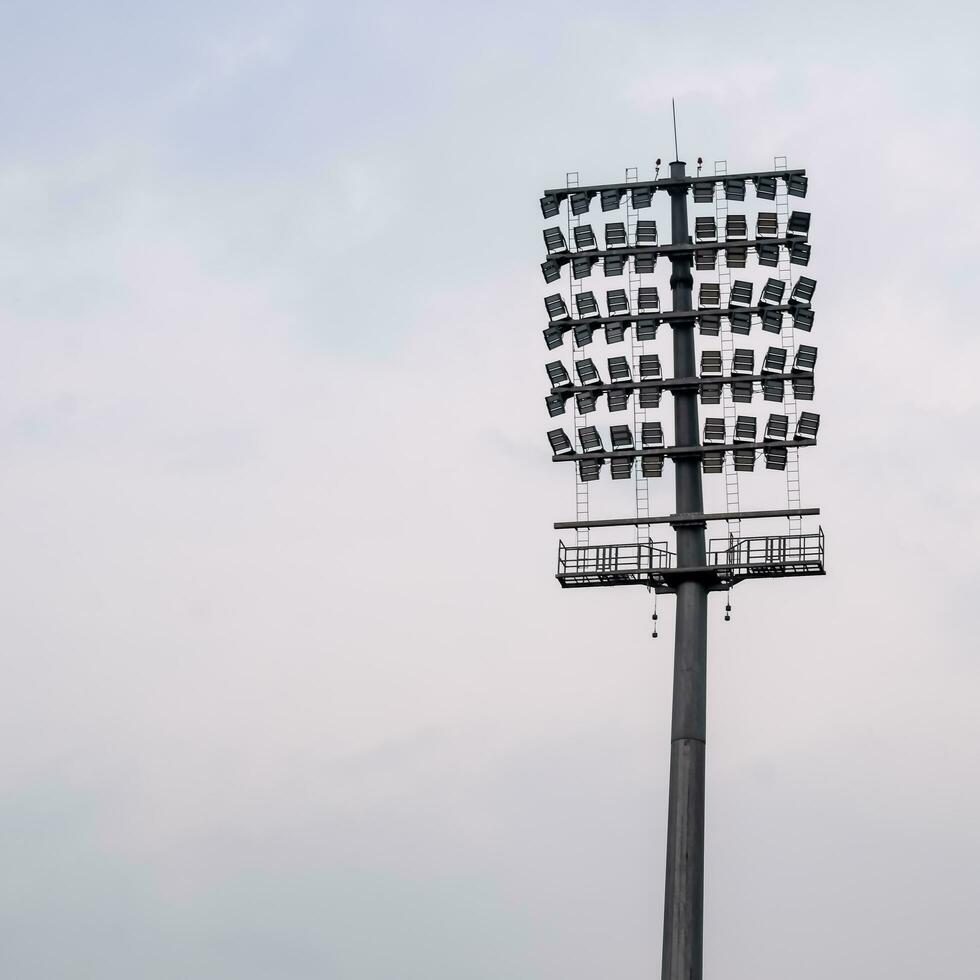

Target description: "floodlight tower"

left=537, top=157, right=824, bottom=980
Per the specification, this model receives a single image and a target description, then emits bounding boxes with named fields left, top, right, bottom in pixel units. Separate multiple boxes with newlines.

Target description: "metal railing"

left=557, top=539, right=673, bottom=578
left=708, top=527, right=824, bottom=571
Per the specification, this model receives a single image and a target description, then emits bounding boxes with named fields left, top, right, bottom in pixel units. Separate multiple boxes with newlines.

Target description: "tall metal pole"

left=661, top=159, right=709, bottom=980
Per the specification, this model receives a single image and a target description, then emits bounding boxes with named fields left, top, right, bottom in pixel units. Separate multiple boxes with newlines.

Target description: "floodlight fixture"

left=787, top=211, right=811, bottom=239
left=692, top=180, right=714, bottom=202
left=605, top=322, right=628, bottom=344
left=631, top=186, right=654, bottom=209
left=637, top=286, right=661, bottom=312
left=734, top=415, right=757, bottom=442
left=642, top=456, right=665, bottom=478
left=575, top=358, right=602, bottom=385
left=761, top=278, right=786, bottom=305
left=608, top=389, right=631, bottom=412
left=547, top=428, right=573, bottom=455
left=732, top=348, right=755, bottom=373
left=571, top=256, right=596, bottom=279
left=765, top=414, right=789, bottom=440
left=604, top=255, right=627, bottom=277
left=611, top=456, right=634, bottom=480
left=792, top=306, right=815, bottom=331
left=694, top=248, right=717, bottom=271
left=639, top=354, right=662, bottom=379
left=544, top=293, right=568, bottom=320
left=607, top=289, right=630, bottom=315
left=756, top=212, right=778, bottom=237
left=733, top=448, right=756, bottom=472
left=540, top=193, right=561, bottom=218
left=575, top=291, right=600, bottom=317
left=544, top=226, right=567, bottom=253
left=726, top=244, right=747, bottom=269
left=573, top=322, right=595, bottom=347
left=543, top=325, right=565, bottom=350
left=764, top=446, right=788, bottom=470
left=574, top=225, right=598, bottom=251
left=730, top=280, right=753, bottom=305
left=725, top=177, right=745, bottom=201
left=546, top=360, right=572, bottom=387
left=699, top=283, right=721, bottom=308
left=695, top=216, right=717, bottom=241
left=790, top=276, right=817, bottom=305
left=579, top=425, right=603, bottom=451
left=787, top=173, right=809, bottom=197
left=755, top=175, right=777, bottom=200
left=702, top=451, right=724, bottom=473
left=703, top=418, right=726, bottom=443
left=570, top=191, right=596, bottom=215
left=730, top=309, right=752, bottom=334
left=578, top=457, right=604, bottom=481
left=545, top=394, right=568, bottom=418
left=761, top=308, right=783, bottom=332
left=796, top=412, right=820, bottom=439
left=700, top=350, right=722, bottom=375
left=790, top=240, right=812, bottom=266
left=639, top=386, right=662, bottom=408
left=636, top=220, right=658, bottom=245
left=601, top=188, right=625, bottom=211
left=541, top=259, right=564, bottom=283
left=636, top=317, right=660, bottom=341
left=610, top=424, right=634, bottom=450
left=762, top=347, right=787, bottom=373
left=699, top=313, right=720, bottom=336
left=793, top=376, right=815, bottom=400
left=605, top=222, right=628, bottom=248
left=576, top=390, right=598, bottom=413
left=634, top=253, right=657, bottom=275
left=641, top=421, right=664, bottom=447
left=725, top=214, right=747, bottom=239
left=794, top=345, right=818, bottom=372
left=608, top=355, right=632, bottom=381
left=757, top=242, right=780, bottom=268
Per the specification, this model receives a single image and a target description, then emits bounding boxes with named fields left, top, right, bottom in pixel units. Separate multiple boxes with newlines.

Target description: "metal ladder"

left=774, top=155, right=801, bottom=535
left=626, top=166, right=650, bottom=543
left=714, top=160, right=741, bottom=538
left=567, top=171, right=590, bottom=547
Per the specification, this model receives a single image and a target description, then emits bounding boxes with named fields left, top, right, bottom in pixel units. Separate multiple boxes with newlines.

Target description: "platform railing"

left=557, top=538, right=673, bottom=578
left=708, top=527, right=824, bottom=571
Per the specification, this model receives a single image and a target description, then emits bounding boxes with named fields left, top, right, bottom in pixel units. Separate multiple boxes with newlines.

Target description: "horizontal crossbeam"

left=545, top=236, right=797, bottom=263
left=543, top=167, right=806, bottom=198
left=551, top=371, right=811, bottom=395
left=552, top=437, right=816, bottom=462
left=553, top=507, right=821, bottom=530
left=548, top=303, right=794, bottom=329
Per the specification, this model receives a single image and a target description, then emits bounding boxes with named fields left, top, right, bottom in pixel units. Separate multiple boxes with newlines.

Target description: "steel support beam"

left=542, top=166, right=806, bottom=198
left=553, top=507, right=820, bottom=530
left=662, top=160, right=707, bottom=980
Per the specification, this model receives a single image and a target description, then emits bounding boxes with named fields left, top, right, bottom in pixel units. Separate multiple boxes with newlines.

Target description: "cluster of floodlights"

left=544, top=343, right=817, bottom=417
left=540, top=172, right=808, bottom=220
left=541, top=211, right=811, bottom=283
left=542, top=275, right=816, bottom=349
left=547, top=412, right=820, bottom=481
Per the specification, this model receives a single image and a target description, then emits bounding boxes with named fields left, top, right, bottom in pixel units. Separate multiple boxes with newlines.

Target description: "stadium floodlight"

left=537, top=155, right=823, bottom=980
left=546, top=360, right=572, bottom=387
left=694, top=216, right=717, bottom=241
left=610, top=424, right=634, bottom=450
left=636, top=220, right=658, bottom=245
left=630, top=186, right=654, bottom=209
left=575, top=358, right=602, bottom=385
left=605, top=222, right=628, bottom=248
left=634, top=253, right=657, bottom=275
left=547, top=428, right=573, bottom=455
left=579, top=424, right=604, bottom=451
left=642, top=421, right=665, bottom=447
left=607, top=289, right=630, bottom=315
left=608, top=355, right=632, bottom=381
left=544, top=293, right=569, bottom=320
left=754, top=175, right=777, bottom=200
left=540, top=193, right=561, bottom=218
left=787, top=173, right=809, bottom=197
left=574, top=224, right=598, bottom=250
left=795, top=411, right=820, bottom=439
left=790, top=276, right=817, bottom=305
left=545, top=394, right=569, bottom=418
left=703, top=417, right=726, bottom=443
left=575, top=291, right=600, bottom=317
left=761, top=278, right=786, bottom=305
left=543, top=325, right=565, bottom=350
left=573, top=322, right=595, bottom=347
left=725, top=214, right=747, bottom=239
left=605, top=255, right=627, bottom=277
left=608, top=389, right=631, bottom=412
left=787, top=211, right=811, bottom=239
left=692, top=180, right=714, bottom=202
left=544, top=226, right=567, bottom=253
left=638, top=353, right=662, bottom=379
left=601, top=188, right=625, bottom=211
left=756, top=212, right=778, bottom=237
left=725, top=177, right=745, bottom=200
left=605, top=322, right=628, bottom=344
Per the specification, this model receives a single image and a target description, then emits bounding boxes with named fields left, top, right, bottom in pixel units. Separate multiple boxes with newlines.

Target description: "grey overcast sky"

left=1, top=1, right=978, bottom=978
